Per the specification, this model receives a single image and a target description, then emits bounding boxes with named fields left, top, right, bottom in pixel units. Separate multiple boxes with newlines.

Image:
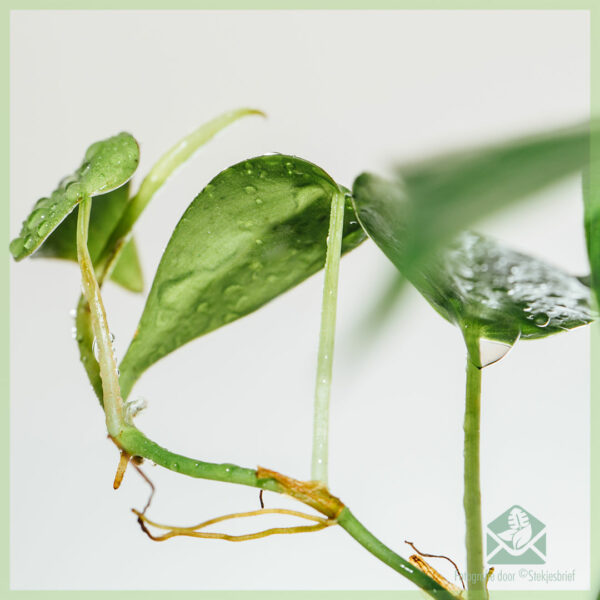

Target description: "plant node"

left=256, top=466, right=345, bottom=519
left=407, top=554, right=464, bottom=598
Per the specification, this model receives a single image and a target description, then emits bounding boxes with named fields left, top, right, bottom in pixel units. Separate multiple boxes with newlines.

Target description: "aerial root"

left=113, top=451, right=131, bottom=490
left=133, top=507, right=338, bottom=543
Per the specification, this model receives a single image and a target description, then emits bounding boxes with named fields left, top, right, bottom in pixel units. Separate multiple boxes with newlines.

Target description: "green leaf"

left=356, top=122, right=594, bottom=267
left=415, top=232, right=592, bottom=343
left=10, top=132, right=139, bottom=261
left=357, top=200, right=592, bottom=344
left=110, top=238, right=144, bottom=293
left=118, top=154, right=366, bottom=399
left=583, top=164, right=600, bottom=303
left=31, top=181, right=144, bottom=292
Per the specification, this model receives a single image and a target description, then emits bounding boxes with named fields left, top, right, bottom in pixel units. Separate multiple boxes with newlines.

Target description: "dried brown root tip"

left=486, top=567, right=495, bottom=589
left=256, top=466, right=344, bottom=519
left=408, top=555, right=465, bottom=598
left=113, top=451, right=131, bottom=490
left=404, top=540, right=465, bottom=591
left=259, top=489, right=265, bottom=509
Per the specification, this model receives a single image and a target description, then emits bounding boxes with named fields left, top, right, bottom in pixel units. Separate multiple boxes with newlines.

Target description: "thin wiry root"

left=405, top=540, right=465, bottom=591
left=133, top=507, right=338, bottom=543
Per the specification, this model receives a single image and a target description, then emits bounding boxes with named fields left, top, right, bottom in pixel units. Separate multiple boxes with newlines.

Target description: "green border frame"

left=3, top=3, right=598, bottom=599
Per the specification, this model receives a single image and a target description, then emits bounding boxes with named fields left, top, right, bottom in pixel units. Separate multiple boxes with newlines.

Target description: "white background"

left=10, top=10, right=590, bottom=591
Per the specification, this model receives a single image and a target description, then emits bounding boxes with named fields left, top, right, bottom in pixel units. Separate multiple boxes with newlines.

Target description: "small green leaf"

left=10, top=132, right=139, bottom=261
left=31, top=181, right=144, bottom=292
left=118, top=154, right=365, bottom=399
left=110, top=238, right=144, bottom=293
left=34, top=183, right=130, bottom=262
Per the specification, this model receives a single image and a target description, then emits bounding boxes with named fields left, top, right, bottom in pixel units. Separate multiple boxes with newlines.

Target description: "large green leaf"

left=353, top=176, right=592, bottom=345
left=409, top=231, right=592, bottom=344
left=359, top=121, right=594, bottom=266
left=31, top=182, right=143, bottom=292
left=10, top=132, right=139, bottom=261
left=118, top=154, right=366, bottom=399
left=583, top=163, right=600, bottom=303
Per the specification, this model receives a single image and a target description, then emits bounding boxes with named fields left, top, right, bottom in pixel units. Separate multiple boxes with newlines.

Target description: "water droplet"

left=475, top=331, right=521, bottom=368
left=34, top=197, right=51, bottom=210
left=224, top=285, right=242, bottom=297
left=238, top=219, right=254, bottom=231
left=37, top=220, right=52, bottom=237
left=69, top=308, right=77, bottom=318
left=196, top=301, right=210, bottom=313
left=244, top=185, right=257, bottom=195
left=159, top=275, right=192, bottom=307
left=23, top=235, right=35, bottom=250
left=534, top=313, right=550, bottom=327
left=9, top=237, right=25, bottom=256
left=27, top=209, right=46, bottom=230
left=71, top=327, right=77, bottom=339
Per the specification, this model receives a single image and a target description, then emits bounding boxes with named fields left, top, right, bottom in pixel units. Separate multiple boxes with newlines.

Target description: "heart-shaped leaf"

left=10, top=132, right=139, bottom=261
left=118, top=154, right=365, bottom=399
left=32, top=182, right=143, bottom=292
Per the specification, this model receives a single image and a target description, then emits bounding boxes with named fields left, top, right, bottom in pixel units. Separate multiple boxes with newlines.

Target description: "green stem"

left=96, top=108, right=265, bottom=285
left=76, top=196, right=126, bottom=437
left=463, top=333, right=487, bottom=600
left=73, top=176, right=448, bottom=597
left=311, top=189, right=346, bottom=484
left=337, top=509, right=456, bottom=599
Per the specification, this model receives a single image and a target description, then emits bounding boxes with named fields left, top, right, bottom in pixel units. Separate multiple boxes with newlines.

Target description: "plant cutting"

left=10, top=109, right=596, bottom=599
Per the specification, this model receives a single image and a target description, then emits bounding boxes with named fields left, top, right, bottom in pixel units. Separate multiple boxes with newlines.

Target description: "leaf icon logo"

left=497, top=507, right=533, bottom=550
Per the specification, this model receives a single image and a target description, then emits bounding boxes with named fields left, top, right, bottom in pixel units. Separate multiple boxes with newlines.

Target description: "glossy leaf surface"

left=413, top=231, right=592, bottom=342
left=118, top=154, right=365, bottom=398
left=10, top=132, right=139, bottom=260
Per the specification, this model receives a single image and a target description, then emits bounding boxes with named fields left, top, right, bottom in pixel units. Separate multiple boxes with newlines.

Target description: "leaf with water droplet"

left=360, top=224, right=592, bottom=346
left=10, top=132, right=140, bottom=261
left=31, top=181, right=143, bottom=292
left=118, top=154, right=365, bottom=399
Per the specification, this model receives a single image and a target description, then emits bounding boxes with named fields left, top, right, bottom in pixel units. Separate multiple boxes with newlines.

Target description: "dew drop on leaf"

left=475, top=331, right=521, bottom=368
left=533, top=313, right=550, bottom=327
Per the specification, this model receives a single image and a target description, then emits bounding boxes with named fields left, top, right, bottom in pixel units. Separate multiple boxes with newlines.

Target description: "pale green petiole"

left=76, top=195, right=126, bottom=437
left=97, top=108, right=265, bottom=283
left=311, top=189, right=346, bottom=484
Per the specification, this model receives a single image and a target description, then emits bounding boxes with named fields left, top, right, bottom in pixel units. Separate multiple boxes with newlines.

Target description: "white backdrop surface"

left=10, top=9, right=590, bottom=591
